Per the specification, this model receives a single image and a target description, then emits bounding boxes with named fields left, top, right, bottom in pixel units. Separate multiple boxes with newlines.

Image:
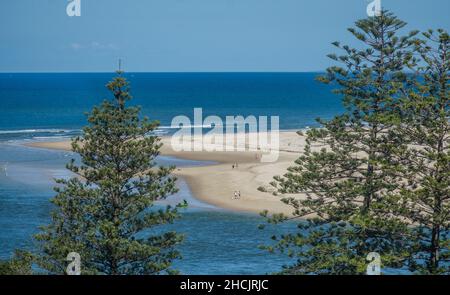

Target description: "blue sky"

left=1, top=0, right=449, bottom=72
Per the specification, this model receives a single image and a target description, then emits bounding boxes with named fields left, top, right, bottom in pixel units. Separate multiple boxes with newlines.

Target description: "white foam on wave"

left=0, top=128, right=78, bottom=135
left=32, top=136, right=73, bottom=140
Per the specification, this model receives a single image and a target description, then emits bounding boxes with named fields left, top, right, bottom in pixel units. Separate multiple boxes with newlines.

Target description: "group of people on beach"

left=231, top=162, right=241, bottom=199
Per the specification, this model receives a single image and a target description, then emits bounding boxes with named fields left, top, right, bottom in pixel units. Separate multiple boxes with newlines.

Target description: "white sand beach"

left=26, top=131, right=308, bottom=215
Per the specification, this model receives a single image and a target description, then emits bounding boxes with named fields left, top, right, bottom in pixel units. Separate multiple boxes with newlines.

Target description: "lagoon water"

left=0, top=73, right=342, bottom=274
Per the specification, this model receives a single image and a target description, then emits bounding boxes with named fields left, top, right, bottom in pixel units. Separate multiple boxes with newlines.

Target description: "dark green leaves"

left=35, top=71, right=185, bottom=275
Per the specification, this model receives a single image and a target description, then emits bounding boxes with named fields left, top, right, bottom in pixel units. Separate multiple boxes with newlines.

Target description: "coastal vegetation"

left=262, top=11, right=449, bottom=275
left=3, top=71, right=186, bottom=275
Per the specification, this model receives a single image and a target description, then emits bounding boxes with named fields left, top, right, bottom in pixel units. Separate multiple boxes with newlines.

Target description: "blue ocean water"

left=0, top=72, right=340, bottom=133
left=0, top=73, right=342, bottom=274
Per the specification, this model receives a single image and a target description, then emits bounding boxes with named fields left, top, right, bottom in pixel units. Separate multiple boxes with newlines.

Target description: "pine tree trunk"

left=362, top=162, right=373, bottom=215
left=429, top=223, right=440, bottom=273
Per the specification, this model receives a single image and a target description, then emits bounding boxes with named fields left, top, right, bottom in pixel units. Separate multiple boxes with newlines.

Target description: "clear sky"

left=1, top=0, right=449, bottom=72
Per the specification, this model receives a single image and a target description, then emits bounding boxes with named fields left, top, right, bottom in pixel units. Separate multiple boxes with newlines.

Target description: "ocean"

left=0, top=72, right=342, bottom=274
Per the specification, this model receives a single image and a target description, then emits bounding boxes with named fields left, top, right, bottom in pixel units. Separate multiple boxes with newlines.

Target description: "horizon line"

left=0, top=70, right=326, bottom=74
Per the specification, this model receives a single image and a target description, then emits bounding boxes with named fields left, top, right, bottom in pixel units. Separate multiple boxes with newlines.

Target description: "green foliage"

left=262, top=11, right=422, bottom=274
left=34, top=71, right=186, bottom=275
left=0, top=250, right=33, bottom=275
left=390, top=29, right=450, bottom=274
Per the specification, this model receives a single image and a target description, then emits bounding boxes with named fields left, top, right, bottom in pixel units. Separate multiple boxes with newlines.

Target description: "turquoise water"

left=0, top=73, right=341, bottom=274
left=0, top=143, right=294, bottom=274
